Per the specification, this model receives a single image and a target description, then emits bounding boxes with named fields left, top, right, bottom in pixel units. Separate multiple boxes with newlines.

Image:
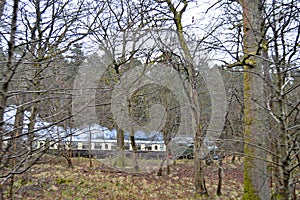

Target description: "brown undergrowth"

left=7, top=156, right=249, bottom=199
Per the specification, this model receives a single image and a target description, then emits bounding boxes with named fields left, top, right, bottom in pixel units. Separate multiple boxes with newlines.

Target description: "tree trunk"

left=193, top=133, right=208, bottom=196
left=64, top=125, right=73, bottom=169
left=274, top=44, right=291, bottom=200
left=88, top=127, right=92, bottom=167
left=0, top=1, right=19, bottom=199
left=11, top=102, right=24, bottom=190
left=217, top=156, right=223, bottom=196
left=115, top=124, right=125, bottom=167
left=240, top=0, right=270, bottom=199
left=28, top=106, right=37, bottom=152
left=157, top=157, right=165, bottom=176
left=130, top=134, right=139, bottom=172
left=164, top=0, right=208, bottom=195
left=163, top=130, right=171, bottom=175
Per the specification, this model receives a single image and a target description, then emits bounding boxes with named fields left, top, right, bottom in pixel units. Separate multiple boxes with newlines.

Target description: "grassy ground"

left=6, top=156, right=298, bottom=199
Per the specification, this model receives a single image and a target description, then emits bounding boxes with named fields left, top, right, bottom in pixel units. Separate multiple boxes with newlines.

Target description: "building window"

left=105, top=144, right=108, bottom=150
left=160, top=145, right=164, bottom=151
left=72, top=142, right=78, bottom=149
left=94, top=143, right=102, bottom=149
left=82, top=143, right=88, bottom=149
left=154, top=145, right=158, bottom=150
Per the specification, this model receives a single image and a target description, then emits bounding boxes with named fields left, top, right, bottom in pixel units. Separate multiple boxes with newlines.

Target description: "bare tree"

left=263, top=1, right=300, bottom=199
left=212, top=0, right=271, bottom=199
left=213, top=0, right=300, bottom=199
left=0, top=0, right=100, bottom=198
left=90, top=0, right=158, bottom=169
left=154, top=0, right=209, bottom=196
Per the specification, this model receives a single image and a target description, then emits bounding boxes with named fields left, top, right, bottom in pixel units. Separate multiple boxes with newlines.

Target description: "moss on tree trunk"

left=240, top=0, right=270, bottom=199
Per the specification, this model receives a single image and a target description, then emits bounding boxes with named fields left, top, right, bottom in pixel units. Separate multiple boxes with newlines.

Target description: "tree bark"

left=0, top=0, right=19, bottom=199
left=130, top=134, right=139, bottom=172
left=115, top=124, right=125, bottom=167
left=240, top=0, right=270, bottom=199
left=217, top=156, right=223, bottom=196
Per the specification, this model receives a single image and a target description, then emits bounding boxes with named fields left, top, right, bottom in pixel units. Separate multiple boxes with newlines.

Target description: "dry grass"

left=4, top=155, right=298, bottom=199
